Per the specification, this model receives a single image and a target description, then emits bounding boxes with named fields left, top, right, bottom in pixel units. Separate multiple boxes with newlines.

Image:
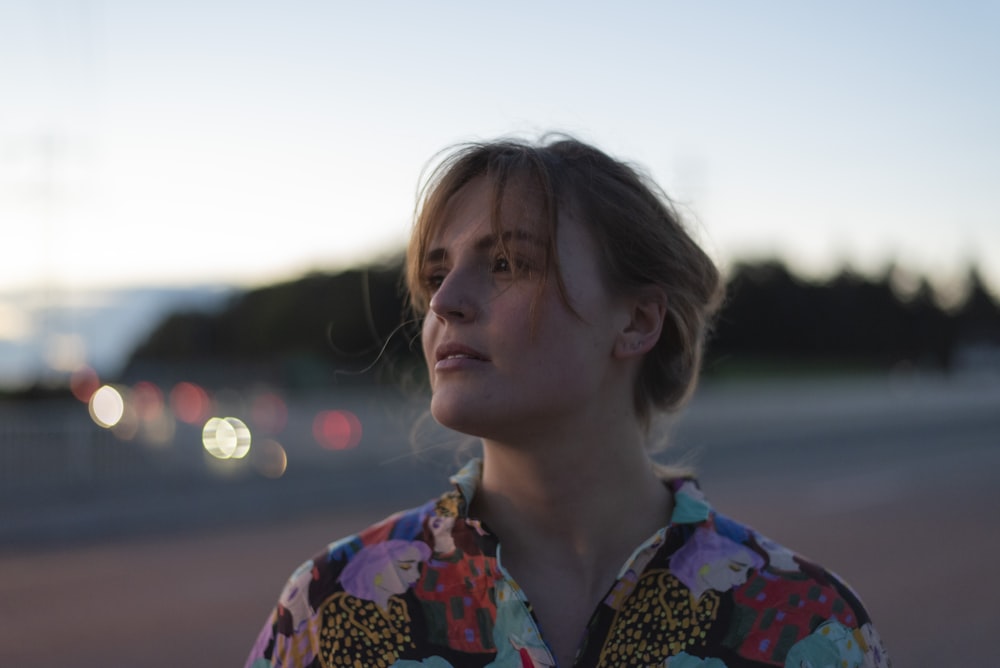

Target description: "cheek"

left=421, top=318, right=436, bottom=364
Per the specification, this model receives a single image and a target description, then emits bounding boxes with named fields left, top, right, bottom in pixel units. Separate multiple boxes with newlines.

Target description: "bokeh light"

left=111, top=400, right=140, bottom=441
left=312, top=409, right=362, bottom=451
left=250, top=391, right=288, bottom=434
left=131, top=381, right=165, bottom=421
left=89, top=385, right=125, bottom=428
left=251, top=439, right=288, bottom=479
left=202, top=416, right=252, bottom=460
left=141, top=409, right=176, bottom=447
left=69, top=366, right=101, bottom=403
left=44, top=333, right=87, bottom=373
left=127, top=381, right=174, bottom=446
left=170, top=382, right=212, bottom=424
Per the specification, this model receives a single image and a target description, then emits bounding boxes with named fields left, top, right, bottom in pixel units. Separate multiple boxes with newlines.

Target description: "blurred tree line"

left=708, top=261, right=999, bottom=377
left=123, top=258, right=1000, bottom=389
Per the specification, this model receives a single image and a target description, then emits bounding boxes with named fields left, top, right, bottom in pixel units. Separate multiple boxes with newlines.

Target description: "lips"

left=435, top=342, right=489, bottom=363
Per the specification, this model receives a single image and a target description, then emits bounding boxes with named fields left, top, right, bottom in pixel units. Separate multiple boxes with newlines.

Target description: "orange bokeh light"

left=252, top=439, right=288, bottom=478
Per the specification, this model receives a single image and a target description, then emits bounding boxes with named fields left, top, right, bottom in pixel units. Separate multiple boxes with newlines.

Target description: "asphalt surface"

left=1, top=374, right=997, bottom=667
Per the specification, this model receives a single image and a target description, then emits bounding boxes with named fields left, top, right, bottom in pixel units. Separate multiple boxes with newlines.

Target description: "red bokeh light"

left=131, top=381, right=164, bottom=421
left=69, top=366, right=100, bottom=403
left=312, top=410, right=362, bottom=451
left=170, top=382, right=211, bottom=424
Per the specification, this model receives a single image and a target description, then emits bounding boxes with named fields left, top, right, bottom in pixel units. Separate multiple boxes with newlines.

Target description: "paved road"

left=1, top=374, right=997, bottom=667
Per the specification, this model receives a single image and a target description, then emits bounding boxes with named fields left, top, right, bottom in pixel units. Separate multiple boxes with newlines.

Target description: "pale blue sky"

left=3, top=0, right=998, bottom=297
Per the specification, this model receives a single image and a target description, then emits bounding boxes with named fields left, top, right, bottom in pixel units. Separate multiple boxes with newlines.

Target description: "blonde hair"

left=406, top=135, right=724, bottom=424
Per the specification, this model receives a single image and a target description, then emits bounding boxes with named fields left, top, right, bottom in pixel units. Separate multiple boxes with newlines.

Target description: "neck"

left=471, top=411, right=673, bottom=584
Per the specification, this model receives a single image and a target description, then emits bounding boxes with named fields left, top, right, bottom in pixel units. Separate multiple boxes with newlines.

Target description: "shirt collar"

left=446, top=457, right=713, bottom=527
left=447, top=457, right=483, bottom=518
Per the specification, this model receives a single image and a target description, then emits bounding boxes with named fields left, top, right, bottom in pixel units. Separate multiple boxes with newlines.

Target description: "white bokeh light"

left=202, top=416, right=252, bottom=460
left=89, top=385, right=125, bottom=428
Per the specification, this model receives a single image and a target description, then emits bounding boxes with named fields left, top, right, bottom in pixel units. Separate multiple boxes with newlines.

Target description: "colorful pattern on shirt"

left=246, top=459, right=891, bottom=668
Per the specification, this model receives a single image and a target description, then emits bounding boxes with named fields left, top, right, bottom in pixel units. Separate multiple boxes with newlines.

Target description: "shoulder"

left=245, top=498, right=446, bottom=667
left=661, top=480, right=891, bottom=667
left=281, top=499, right=438, bottom=608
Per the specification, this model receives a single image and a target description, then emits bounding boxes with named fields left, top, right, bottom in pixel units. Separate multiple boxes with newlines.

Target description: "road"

left=0, top=374, right=997, bottom=667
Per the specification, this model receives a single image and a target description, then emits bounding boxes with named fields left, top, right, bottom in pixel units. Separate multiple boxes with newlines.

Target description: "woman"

left=246, top=136, right=890, bottom=667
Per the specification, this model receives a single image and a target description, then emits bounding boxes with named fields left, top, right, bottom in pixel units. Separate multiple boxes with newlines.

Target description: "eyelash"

left=494, top=253, right=535, bottom=275
left=423, top=255, right=531, bottom=292
left=492, top=255, right=512, bottom=273
left=424, top=272, right=445, bottom=291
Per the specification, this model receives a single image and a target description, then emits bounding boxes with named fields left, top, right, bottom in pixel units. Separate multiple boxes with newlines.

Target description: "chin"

left=430, top=401, right=486, bottom=437
left=429, top=394, right=511, bottom=440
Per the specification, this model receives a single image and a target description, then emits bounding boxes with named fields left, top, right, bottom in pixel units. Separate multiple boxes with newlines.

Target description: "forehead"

left=397, top=546, right=418, bottom=559
left=428, top=175, right=553, bottom=247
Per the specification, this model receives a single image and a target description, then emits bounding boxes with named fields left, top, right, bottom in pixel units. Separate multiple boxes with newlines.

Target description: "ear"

left=613, top=286, right=668, bottom=359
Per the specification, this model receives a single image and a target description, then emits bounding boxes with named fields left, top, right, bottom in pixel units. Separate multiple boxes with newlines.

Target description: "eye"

left=492, top=254, right=534, bottom=276
left=423, top=270, right=445, bottom=291
left=491, top=256, right=511, bottom=273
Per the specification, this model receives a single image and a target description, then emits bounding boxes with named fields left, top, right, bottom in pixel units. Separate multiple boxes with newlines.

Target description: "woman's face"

left=391, top=547, right=423, bottom=589
left=420, top=177, right=631, bottom=441
left=698, top=552, right=755, bottom=593
left=377, top=545, right=424, bottom=596
left=429, top=515, right=456, bottom=554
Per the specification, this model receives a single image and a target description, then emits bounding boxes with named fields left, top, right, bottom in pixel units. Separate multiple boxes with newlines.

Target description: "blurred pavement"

left=0, top=373, right=997, bottom=667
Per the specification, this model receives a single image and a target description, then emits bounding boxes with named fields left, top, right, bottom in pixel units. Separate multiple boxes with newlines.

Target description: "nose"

left=428, top=268, right=479, bottom=322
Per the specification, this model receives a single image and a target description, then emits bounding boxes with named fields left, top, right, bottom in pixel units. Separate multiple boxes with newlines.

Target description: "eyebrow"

left=424, top=229, right=545, bottom=264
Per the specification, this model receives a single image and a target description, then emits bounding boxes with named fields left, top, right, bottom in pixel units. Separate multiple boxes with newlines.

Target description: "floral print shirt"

left=246, top=459, right=890, bottom=667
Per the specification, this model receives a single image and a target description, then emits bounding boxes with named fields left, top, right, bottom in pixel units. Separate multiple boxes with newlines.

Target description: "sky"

left=2, top=0, right=999, bottom=298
